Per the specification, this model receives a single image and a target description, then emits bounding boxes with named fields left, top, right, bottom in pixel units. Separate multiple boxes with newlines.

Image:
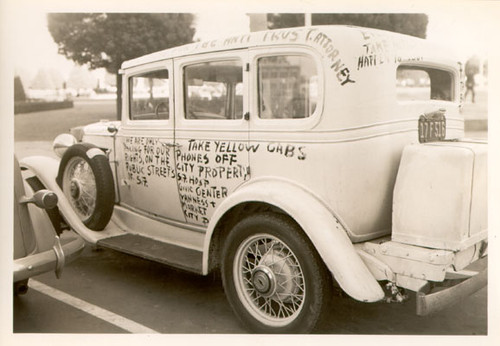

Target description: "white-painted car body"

left=22, top=25, right=487, bottom=319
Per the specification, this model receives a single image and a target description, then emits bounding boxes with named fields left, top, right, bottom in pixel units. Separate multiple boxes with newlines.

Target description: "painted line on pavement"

left=30, top=279, right=160, bottom=334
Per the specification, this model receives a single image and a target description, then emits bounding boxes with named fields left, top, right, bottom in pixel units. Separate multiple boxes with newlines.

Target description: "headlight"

left=53, top=134, right=77, bottom=158
left=70, top=126, right=85, bottom=142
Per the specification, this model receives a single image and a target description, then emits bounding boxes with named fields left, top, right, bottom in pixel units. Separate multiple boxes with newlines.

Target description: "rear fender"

left=204, top=177, right=385, bottom=303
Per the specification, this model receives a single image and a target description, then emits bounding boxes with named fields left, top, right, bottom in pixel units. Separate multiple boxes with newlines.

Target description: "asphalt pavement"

left=13, top=245, right=487, bottom=335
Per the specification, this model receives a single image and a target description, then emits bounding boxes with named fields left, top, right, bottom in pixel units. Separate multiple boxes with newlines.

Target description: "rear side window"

left=184, top=60, right=243, bottom=120
left=129, top=70, right=170, bottom=120
left=396, top=65, right=454, bottom=102
left=258, top=55, right=318, bottom=119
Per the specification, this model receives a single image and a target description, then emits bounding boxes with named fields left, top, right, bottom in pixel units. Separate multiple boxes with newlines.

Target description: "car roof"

left=121, top=25, right=458, bottom=71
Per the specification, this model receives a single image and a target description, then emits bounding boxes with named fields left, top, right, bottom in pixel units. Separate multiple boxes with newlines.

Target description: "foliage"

left=14, top=76, right=26, bottom=102
left=267, top=13, right=428, bottom=38
left=48, top=13, right=195, bottom=74
left=15, top=100, right=73, bottom=115
left=47, top=13, right=195, bottom=117
left=30, top=68, right=64, bottom=90
left=267, top=13, right=305, bottom=30
left=67, top=65, right=98, bottom=90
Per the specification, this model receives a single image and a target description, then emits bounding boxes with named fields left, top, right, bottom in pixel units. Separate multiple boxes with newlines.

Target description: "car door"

left=115, top=59, right=185, bottom=222
left=173, top=51, right=251, bottom=226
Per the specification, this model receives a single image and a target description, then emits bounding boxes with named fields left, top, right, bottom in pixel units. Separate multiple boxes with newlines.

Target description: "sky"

left=12, top=11, right=252, bottom=83
left=9, top=6, right=497, bottom=87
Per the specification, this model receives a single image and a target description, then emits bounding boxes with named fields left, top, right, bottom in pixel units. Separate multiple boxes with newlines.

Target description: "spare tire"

left=57, top=144, right=115, bottom=231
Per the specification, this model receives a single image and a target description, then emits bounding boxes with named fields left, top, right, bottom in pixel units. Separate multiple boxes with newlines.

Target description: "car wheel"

left=221, top=213, right=331, bottom=333
left=58, top=144, right=115, bottom=231
left=14, top=279, right=29, bottom=295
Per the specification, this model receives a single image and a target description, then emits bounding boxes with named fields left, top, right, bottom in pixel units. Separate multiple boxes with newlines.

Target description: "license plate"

left=418, top=110, right=446, bottom=143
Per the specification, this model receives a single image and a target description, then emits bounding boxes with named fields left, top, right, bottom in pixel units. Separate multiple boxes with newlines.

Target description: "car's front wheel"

left=221, top=213, right=331, bottom=333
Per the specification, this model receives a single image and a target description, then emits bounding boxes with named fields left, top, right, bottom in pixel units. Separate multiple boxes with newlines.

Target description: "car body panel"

left=14, top=232, right=85, bottom=282
left=205, top=176, right=386, bottom=302
left=14, top=157, right=85, bottom=285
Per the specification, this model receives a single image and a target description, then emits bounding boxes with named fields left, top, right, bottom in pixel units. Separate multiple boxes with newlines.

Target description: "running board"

left=97, top=234, right=203, bottom=274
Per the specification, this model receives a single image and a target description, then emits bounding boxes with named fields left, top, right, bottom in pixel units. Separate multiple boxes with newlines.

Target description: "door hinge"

left=244, top=112, right=250, bottom=121
left=245, top=63, right=250, bottom=72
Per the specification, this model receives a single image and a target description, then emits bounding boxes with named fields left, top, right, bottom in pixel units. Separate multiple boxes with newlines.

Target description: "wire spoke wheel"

left=58, top=144, right=115, bottom=231
left=63, top=157, right=97, bottom=222
left=234, top=234, right=306, bottom=324
left=222, top=213, right=331, bottom=333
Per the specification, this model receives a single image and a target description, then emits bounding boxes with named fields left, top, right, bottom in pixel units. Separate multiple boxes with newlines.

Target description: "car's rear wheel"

left=221, top=213, right=331, bottom=333
left=58, top=144, right=115, bottom=231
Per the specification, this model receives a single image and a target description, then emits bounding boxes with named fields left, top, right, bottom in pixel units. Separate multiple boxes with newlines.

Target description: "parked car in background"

left=21, top=25, right=487, bottom=333
left=14, top=156, right=85, bottom=295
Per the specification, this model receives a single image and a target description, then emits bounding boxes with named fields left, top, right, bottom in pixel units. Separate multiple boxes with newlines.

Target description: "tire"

left=221, top=213, right=332, bottom=333
left=58, top=144, right=115, bottom=231
left=14, top=279, right=29, bottom=295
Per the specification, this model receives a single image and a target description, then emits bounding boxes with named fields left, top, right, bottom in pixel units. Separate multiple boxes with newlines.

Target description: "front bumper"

left=14, top=231, right=85, bottom=282
left=416, top=256, right=487, bottom=316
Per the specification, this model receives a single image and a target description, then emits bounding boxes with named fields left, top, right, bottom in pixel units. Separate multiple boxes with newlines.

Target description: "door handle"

left=160, top=142, right=182, bottom=148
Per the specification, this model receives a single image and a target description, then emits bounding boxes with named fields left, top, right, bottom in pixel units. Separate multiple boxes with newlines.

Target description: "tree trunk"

left=116, top=73, right=122, bottom=120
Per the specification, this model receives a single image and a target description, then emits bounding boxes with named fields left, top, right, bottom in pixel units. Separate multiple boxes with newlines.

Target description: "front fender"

left=204, top=177, right=385, bottom=303
left=20, top=156, right=122, bottom=244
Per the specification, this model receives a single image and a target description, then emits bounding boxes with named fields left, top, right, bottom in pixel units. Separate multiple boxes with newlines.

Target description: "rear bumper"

left=14, top=232, right=85, bottom=282
left=416, top=256, right=487, bottom=316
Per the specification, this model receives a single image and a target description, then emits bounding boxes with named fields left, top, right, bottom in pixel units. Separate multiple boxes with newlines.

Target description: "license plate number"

left=419, top=110, right=446, bottom=143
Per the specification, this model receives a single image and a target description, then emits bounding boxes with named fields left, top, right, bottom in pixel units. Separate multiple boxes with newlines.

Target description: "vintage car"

left=20, top=25, right=487, bottom=333
left=14, top=156, right=85, bottom=295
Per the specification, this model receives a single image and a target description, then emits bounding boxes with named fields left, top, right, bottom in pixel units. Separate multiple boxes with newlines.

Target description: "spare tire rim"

left=63, top=157, right=97, bottom=222
left=233, top=234, right=306, bottom=326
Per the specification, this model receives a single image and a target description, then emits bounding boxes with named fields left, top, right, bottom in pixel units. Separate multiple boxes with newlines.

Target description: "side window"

left=258, top=55, right=318, bottom=119
left=396, top=65, right=454, bottom=102
left=129, top=70, right=170, bottom=120
left=184, top=60, right=243, bottom=120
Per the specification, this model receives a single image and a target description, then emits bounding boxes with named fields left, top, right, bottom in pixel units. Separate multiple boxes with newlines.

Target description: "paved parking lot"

left=10, top=97, right=489, bottom=337
left=13, top=245, right=487, bottom=335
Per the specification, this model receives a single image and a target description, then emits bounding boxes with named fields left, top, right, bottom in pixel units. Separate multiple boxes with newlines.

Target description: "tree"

left=67, top=65, right=97, bottom=91
left=48, top=13, right=195, bottom=118
left=267, top=13, right=428, bottom=39
left=14, top=76, right=26, bottom=102
left=30, top=68, right=64, bottom=90
left=267, top=13, right=305, bottom=30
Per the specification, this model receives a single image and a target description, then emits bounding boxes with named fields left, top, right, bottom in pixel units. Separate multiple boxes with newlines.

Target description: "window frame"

left=183, top=59, right=244, bottom=121
left=396, top=63, right=458, bottom=104
left=128, top=69, right=171, bottom=121
left=256, top=54, right=320, bottom=120
left=174, top=50, right=249, bottom=132
left=123, top=60, right=174, bottom=128
left=249, top=47, right=324, bottom=131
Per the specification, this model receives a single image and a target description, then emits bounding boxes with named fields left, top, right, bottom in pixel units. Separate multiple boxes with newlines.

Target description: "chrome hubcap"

left=252, top=266, right=275, bottom=296
left=234, top=234, right=306, bottom=326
